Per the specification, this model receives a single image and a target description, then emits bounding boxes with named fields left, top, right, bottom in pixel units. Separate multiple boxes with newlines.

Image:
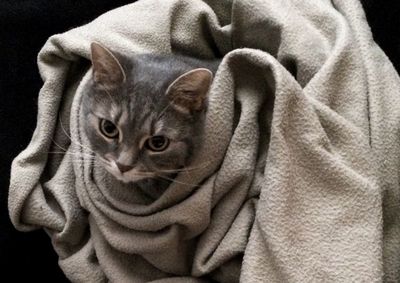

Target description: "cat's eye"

left=99, top=119, right=119, bottom=139
left=145, top=136, right=170, bottom=152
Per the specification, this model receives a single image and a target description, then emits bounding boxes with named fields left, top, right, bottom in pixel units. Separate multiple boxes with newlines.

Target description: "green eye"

left=100, top=119, right=119, bottom=138
left=145, top=136, right=169, bottom=152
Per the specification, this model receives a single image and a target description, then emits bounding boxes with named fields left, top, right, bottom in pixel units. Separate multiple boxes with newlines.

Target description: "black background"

left=0, top=1, right=136, bottom=281
left=1, top=0, right=399, bottom=281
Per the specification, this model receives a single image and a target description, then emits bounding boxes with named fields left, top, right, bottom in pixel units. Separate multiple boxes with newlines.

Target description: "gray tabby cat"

left=81, top=42, right=219, bottom=187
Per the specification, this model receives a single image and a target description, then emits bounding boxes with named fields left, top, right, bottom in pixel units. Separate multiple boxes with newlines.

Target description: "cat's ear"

left=90, top=42, right=126, bottom=89
left=166, top=68, right=213, bottom=113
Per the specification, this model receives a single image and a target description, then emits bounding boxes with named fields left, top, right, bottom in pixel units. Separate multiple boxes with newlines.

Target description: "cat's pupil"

left=100, top=119, right=119, bottom=138
left=146, top=136, right=169, bottom=151
left=104, top=121, right=115, bottom=133
left=152, top=136, right=166, bottom=148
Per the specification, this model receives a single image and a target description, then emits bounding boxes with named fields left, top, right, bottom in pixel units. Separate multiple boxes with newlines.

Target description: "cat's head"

left=81, top=42, right=213, bottom=183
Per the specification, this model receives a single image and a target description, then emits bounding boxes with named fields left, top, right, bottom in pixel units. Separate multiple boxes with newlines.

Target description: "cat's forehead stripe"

left=118, top=111, right=129, bottom=125
left=110, top=104, right=120, bottom=121
left=137, top=110, right=153, bottom=130
left=155, top=120, right=164, bottom=133
left=142, top=113, right=154, bottom=132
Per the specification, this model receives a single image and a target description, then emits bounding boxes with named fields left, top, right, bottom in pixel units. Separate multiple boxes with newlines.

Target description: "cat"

left=81, top=42, right=219, bottom=187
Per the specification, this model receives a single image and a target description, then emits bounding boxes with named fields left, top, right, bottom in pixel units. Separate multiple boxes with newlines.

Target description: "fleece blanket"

left=8, top=0, right=400, bottom=282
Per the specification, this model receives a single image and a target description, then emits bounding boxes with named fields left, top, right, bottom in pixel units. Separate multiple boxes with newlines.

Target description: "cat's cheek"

left=146, top=142, right=189, bottom=170
left=171, top=141, right=190, bottom=164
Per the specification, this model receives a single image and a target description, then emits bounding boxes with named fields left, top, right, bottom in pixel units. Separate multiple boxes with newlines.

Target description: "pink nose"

left=116, top=163, right=133, bottom=173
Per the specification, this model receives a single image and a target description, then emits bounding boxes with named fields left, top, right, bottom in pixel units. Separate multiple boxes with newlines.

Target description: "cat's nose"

left=116, top=162, right=133, bottom=173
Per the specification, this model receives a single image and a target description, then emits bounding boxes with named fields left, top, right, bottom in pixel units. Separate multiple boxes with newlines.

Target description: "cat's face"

left=82, top=43, right=213, bottom=183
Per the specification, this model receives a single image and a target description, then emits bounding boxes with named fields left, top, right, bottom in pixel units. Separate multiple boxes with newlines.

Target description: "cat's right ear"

left=90, top=42, right=126, bottom=89
left=166, top=68, right=213, bottom=114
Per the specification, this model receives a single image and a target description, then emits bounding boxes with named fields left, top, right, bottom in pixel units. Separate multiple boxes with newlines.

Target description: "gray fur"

left=81, top=45, right=219, bottom=187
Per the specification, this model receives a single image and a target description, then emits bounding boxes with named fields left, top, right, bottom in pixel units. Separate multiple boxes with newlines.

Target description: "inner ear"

left=90, top=42, right=126, bottom=89
left=166, top=68, right=213, bottom=113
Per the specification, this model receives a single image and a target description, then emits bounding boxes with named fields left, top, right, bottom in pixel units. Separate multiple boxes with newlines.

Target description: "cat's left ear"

left=90, top=42, right=126, bottom=89
left=166, top=68, right=213, bottom=113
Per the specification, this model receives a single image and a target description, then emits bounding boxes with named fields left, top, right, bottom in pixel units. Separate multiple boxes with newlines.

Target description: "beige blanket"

left=8, top=0, right=400, bottom=282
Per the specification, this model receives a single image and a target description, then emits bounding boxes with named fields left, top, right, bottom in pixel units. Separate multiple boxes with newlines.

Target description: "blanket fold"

left=9, top=0, right=400, bottom=282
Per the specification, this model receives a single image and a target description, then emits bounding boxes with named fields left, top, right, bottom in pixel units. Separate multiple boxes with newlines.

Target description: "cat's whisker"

left=154, top=173, right=200, bottom=187
left=45, top=152, right=96, bottom=159
left=45, top=150, right=93, bottom=155
left=58, top=116, right=96, bottom=155
left=71, top=158, right=98, bottom=163
left=140, top=156, right=223, bottom=176
left=44, top=150, right=95, bottom=156
left=50, top=137, right=69, bottom=152
left=156, top=94, right=180, bottom=120
left=65, top=161, right=105, bottom=166
left=42, top=150, right=99, bottom=163
left=155, top=156, right=267, bottom=176
left=155, top=158, right=220, bottom=174
left=103, top=88, right=117, bottom=106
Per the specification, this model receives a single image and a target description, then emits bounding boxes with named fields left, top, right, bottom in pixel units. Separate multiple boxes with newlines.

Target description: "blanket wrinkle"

left=8, top=0, right=400, bottom=282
